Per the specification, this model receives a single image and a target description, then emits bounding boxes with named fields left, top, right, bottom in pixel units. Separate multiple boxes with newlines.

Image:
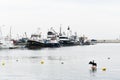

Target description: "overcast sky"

left=0, top=0, right=120, bottom=39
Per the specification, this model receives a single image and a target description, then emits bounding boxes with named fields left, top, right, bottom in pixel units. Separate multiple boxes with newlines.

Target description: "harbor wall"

left=96, top=39, right=120, bottom=43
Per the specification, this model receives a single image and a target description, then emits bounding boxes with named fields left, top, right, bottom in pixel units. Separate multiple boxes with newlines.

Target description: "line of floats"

left=0, top=27, right=96, bottom=49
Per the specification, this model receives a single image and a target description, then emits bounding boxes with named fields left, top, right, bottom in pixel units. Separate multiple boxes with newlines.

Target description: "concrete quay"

left=96, top=39, right=120, bottom=43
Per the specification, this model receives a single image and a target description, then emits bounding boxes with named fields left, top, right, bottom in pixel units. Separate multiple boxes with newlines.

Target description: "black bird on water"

left=89, top=60, right=97, bottom=67
left=89, top=60, right=97, bottom=71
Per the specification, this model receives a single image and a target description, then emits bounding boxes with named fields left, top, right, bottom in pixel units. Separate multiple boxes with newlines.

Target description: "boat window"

left=59, top=37, right=68, bottom=39
left=47, top=32, right=54, bottom=35
left=0, top=43, right=3, bottom=44
left=31, top=35, right=41, bottom=38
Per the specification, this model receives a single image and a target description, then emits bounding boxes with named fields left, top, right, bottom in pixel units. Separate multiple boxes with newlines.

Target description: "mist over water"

left=0, top=43, right=120, bottom=80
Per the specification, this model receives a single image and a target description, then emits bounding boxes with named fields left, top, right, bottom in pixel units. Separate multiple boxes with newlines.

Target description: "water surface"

left=0, top=43, right=120, bottom=80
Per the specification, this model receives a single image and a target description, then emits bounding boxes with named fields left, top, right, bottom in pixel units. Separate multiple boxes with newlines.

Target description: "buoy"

left=2, top=62, right=5, bottom=66
left=61, top=62, right=64, bottom=64
left=91, top=66, right=97, bottom=71
left=102, top=67, right=106, bottom=71
left=40, top=60, right=44, bottom=64
left=91, top=66, right=96, bottom=69
left=108, top=57, right=110, bottom=59
left=16, top=59, right=18, bottom=62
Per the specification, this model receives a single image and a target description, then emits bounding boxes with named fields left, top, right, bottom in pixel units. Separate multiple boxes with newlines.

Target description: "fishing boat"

left=26, top=34, right=45, bottom=49
left=59, top=26, right=80, bottom=46
left=44, top=28, right=60, bottom=47
left=59, top=35, right=80, bottom=46
left=13, top=32, right=28, bottom=46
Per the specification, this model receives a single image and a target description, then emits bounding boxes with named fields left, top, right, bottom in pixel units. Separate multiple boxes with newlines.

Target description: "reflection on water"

left=0, top=55, right=65, bottom=61
left=0, top=44, right=120, bottom=80
left=89, top=69, right=97, bottom=77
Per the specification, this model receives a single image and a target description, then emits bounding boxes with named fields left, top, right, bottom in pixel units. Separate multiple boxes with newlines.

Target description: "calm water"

left=0, top=43, right=120, bottom=80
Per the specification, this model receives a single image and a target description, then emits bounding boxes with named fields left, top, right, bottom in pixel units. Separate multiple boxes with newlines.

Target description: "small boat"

left=0, top=27, right=17, bottom=49
left=91, top=66, right=97, bottom=71
left=79, top=36, right=92, bottom=45
left=13, top=38, right=28, bottom=46
left=0, top=38, right=17, bottom=49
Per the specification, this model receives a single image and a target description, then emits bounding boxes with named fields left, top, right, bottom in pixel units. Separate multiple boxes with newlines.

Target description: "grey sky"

left=0, top=0, right=120, bottom=39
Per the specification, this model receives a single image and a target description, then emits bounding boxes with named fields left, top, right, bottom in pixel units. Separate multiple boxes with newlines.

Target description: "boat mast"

left=24, top=32, right=27, bottom=38
left=9, top=26, right=12, bottom=40
left=0, top=25, right=5, bottom=39
left=0, top=26, right=2, bottom=38
left=67, top=26, right=70, bottom=37
left=59, top=24, right=62, bottom=36
left=50, top=27, right=58, bottom=35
